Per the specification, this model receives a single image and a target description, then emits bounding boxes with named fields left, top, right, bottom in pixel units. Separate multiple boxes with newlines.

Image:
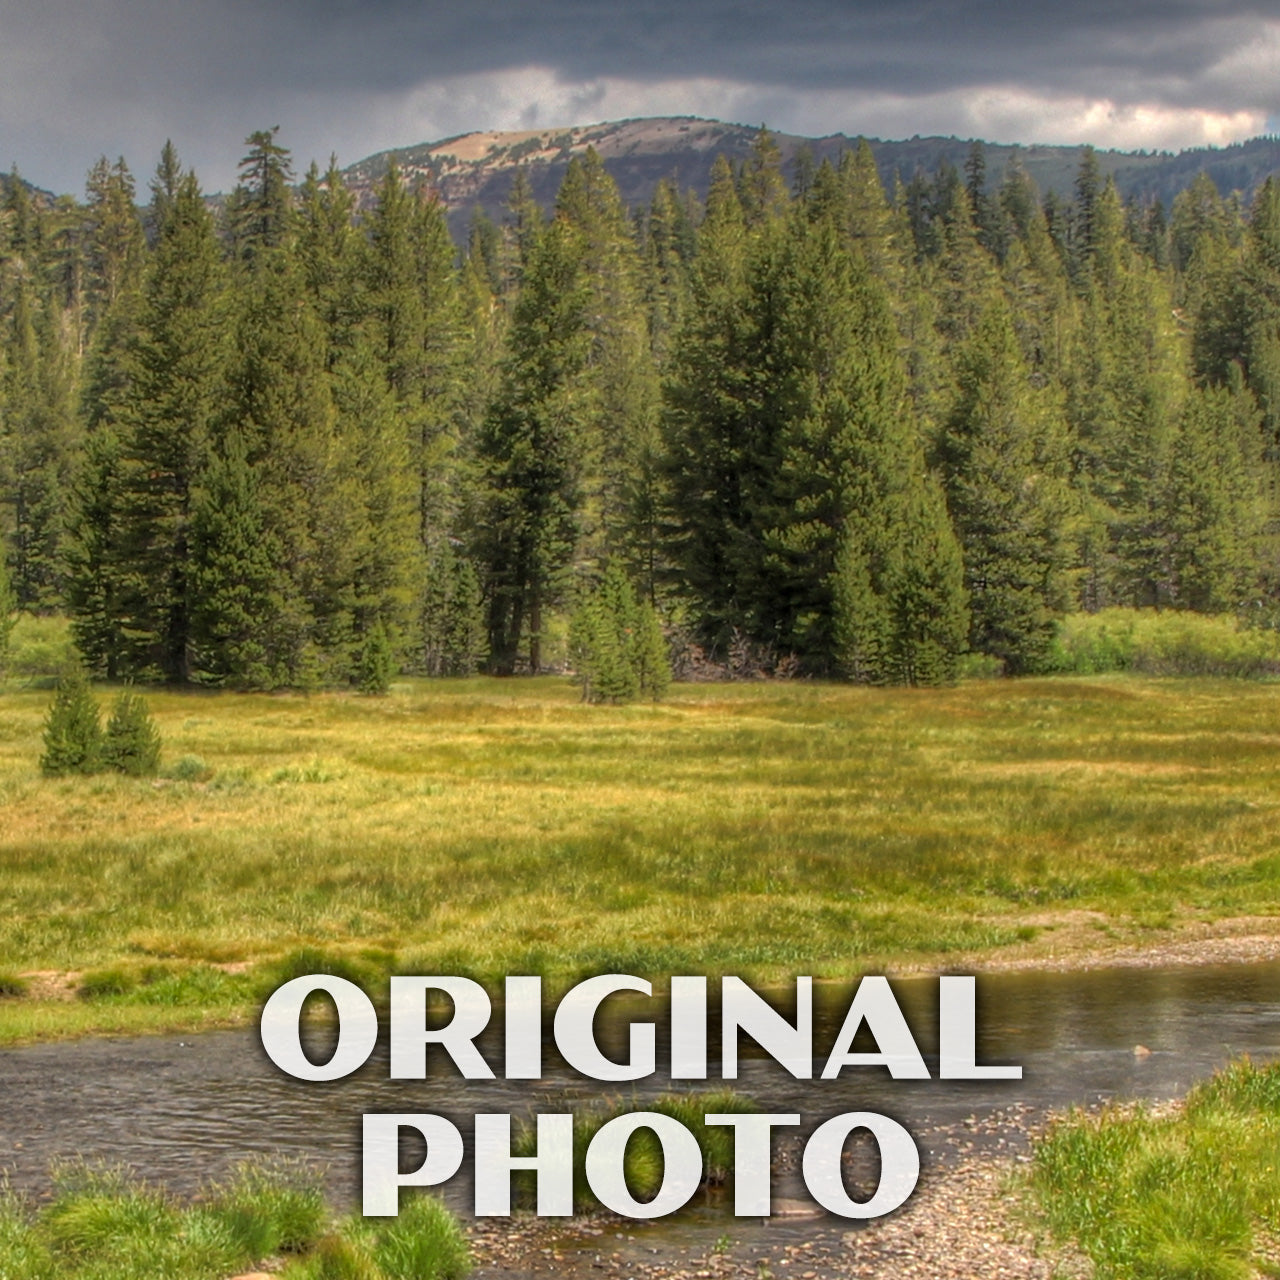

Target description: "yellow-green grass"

left=1, top=675, right=1279, bottom=1043
left=1027, top=1057, right=1280, bottom=1280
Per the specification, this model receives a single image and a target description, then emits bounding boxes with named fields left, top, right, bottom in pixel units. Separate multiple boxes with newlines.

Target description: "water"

left=2, top=960, right=1278, bottom=1212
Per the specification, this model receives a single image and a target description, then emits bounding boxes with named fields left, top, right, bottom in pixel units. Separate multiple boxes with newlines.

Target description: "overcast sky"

left=3, top=0, right=1280, bottom=195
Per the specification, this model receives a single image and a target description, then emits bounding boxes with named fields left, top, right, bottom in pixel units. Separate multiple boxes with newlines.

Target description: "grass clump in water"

left=1026, top=1056, right=1280, bottom=1280
left=512, top=1090, right=755, bottom=1210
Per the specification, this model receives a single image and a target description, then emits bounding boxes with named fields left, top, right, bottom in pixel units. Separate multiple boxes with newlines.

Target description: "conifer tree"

left=0, top=277, right=78, bottom=609
left=102, top=689, right=161, bottom=776
left=228, top=128, right=294, bottom=264
left=187, top=427, right=278, bottom=687
left=40, top=670, right=103, bottom=776
left=936, top=301, right=1077, bottom=672
left=65, top=428, right=129, bottom=678
left=357, top=620, right=395, bottom=695
left=83, top=157, right=145, bottom=325
left=568, top=563, right=670, bottom=702
left=114, top=159, right=229, bottom=681
left=422, top=543, right=487, bottom=676
left=478, top=215, right=591, bottom=672
left=1166, top=376, right=1268, bottom=611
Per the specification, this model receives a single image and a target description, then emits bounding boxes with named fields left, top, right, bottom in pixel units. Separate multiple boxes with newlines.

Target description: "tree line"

left=0, top=129, right=1276, bottom=687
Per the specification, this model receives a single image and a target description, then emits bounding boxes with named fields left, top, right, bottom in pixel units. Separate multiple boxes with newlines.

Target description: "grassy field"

left=1, top=674, right=1279, bottom=1043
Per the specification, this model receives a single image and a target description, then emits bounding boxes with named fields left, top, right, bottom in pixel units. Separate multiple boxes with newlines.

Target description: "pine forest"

left=2, top=128, right=1278, bottom=690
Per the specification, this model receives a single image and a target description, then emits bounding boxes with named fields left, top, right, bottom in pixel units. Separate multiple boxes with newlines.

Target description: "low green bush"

left=1050, top=608, right=1280, bottom=678
left=3, top=614, right=79, bottom=681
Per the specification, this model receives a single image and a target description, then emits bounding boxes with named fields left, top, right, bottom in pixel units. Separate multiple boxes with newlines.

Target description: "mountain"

left=337, top=117, right=1280, bottom=238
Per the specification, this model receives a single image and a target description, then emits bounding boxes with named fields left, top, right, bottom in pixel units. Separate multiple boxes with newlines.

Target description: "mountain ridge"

left=335, top=116, right=1280, bottom=237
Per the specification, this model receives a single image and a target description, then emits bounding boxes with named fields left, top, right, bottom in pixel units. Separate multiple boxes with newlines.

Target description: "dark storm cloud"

left=1, top=0, right=1277, bottom=192
left=143, top=0, right=1274, bottom=102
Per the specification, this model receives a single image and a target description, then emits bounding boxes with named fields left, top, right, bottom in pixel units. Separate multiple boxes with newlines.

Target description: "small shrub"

left=165, top=754, right=211, bottom=782
left=1051, top=609, right=1280, bottom=678
left=102, top=690, right=162, bottom=777
left=39, top=671, right=103, bottom=776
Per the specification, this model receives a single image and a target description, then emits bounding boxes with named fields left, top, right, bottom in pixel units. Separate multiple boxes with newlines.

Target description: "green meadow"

left=1, top=674, right=1279, bottom=1043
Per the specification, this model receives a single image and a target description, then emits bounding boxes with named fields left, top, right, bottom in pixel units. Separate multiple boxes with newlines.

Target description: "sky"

left=2, top=0, right=1280, bottom=196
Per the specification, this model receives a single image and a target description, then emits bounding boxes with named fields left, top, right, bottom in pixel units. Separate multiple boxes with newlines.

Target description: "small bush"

left=102, top=690, right=162, bottom=776
left=39, top=671, right=103, bottom=776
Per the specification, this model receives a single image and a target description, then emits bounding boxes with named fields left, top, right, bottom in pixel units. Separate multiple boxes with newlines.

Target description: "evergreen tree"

left=102, top=689, right=161, bottom=776
left=227, top=128, right=294, bottom=263
left=114, top=159, right=229, bottom=681
left=936, top=302, right=1077, bottom=672
left=83, top=157, right=145, bottom=325
left=1166, top=376, right=1268, bottom=611
left=40, top=670, right=103, bottom=776
left=0, top=276, right=79, bottom=609
left=633, top=598, right=671, bottom=699
left=568, top=563, right=669, bottom=702
left=478, top=215, right=591, bottom=673
left=220, top=251, right=343, bottom=684
left=421, top=543, right=487, bottom=676
left=187, top=428, right=278, bottom=687
left=356, top=620, right=395, bottom=695
left=65, top=428, right=129, bottom=678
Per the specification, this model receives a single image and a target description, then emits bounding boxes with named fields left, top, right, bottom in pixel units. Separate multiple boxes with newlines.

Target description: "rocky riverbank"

left=466, top=1108, right=1086, bottom=1280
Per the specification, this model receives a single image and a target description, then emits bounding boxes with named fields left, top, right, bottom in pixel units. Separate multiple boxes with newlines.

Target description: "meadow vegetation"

left=1028, top=1057, right=1280, bottom=1280
left=1, top=669, right=1280, bottom=1041
left=0, top=1159, right=470, bottom=1280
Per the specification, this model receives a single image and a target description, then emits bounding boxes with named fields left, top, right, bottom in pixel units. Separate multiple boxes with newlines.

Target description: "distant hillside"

left=338, top=117, right=1280, bottom=238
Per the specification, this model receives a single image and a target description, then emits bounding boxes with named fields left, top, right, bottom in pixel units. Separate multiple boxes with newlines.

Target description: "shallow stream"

left=2, top=959, right=1278, bottom=1213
